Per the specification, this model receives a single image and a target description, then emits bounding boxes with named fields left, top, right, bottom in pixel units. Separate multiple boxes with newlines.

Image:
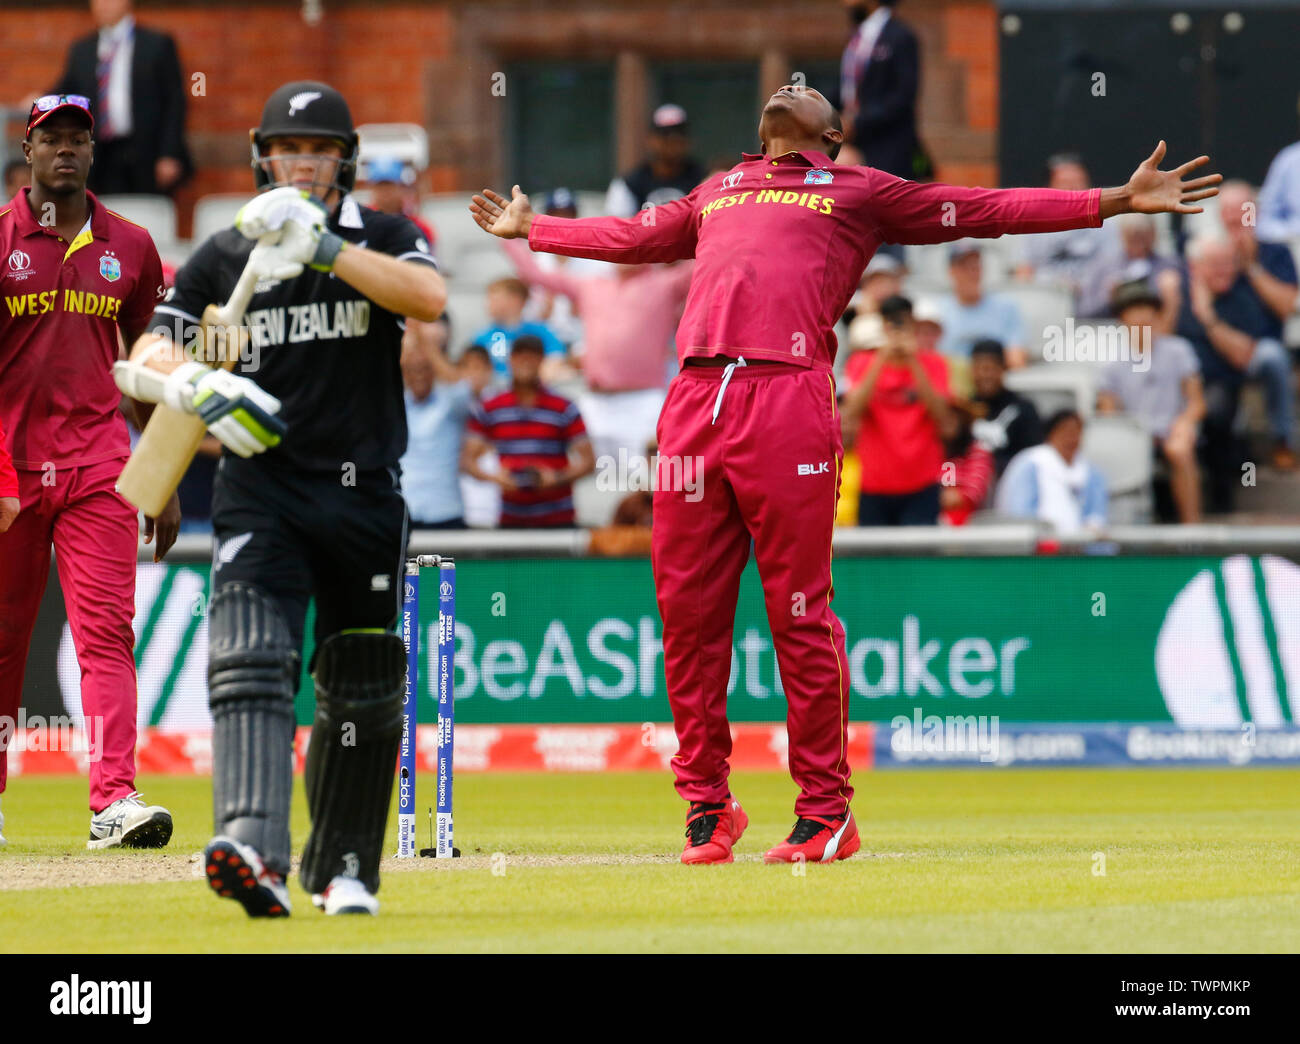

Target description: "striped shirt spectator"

left=462, top=337, right=594, bottom=527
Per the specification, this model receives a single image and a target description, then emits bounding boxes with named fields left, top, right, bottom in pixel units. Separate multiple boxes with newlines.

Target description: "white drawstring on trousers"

left=711, top=355, right=747, bottom=425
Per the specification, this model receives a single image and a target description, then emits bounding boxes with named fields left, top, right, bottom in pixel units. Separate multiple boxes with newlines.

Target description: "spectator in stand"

left=939, top=241, right=1031, bottom=368
left=455, top=344, right=504, bottom=529
left=51, top=0, right=192, bottom=195
left=605, top=104, right=706, bottom=218
left=939, top=399, right=995, bottom=525
left=503, top=232, right=692, bottom=468
left=841, top=295, right=955, bottom=525
left=1015, top=153, right=1121, bottom=315
left=1176, top=231, right=1297, bottom=476
left=837, top=0, right=929, bottom=181
left=996, top=409, right=1109, bottom=534
left=844, top=253, right=904, bottom=328
left=1082, top=212, right=1182, bottom=333
left=1218, top=180, right=1299, bottom=327
left=471, top=277, right=568, bottom=382
left=1096, top=280, right=1205, bottom=523
left=460, top=336, right=596, bottom=528
left=968, top=339, right=1044, bottom=477
left=520, top=188, right=612, bottom=351
left=400, top=316, right=494, bottom=529
left=1258, top=97, right=1300, bottom=242
left=364, top=154, right=436, bottom=253
left=3, top=160, right=28, bottom=200
left=910, top=296, right=958, bottom=390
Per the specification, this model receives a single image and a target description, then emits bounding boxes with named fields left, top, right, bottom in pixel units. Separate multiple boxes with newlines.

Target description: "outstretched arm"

left=470, top=185, right=699, bottom=264
left=873, top=141, right=1220, bottom=245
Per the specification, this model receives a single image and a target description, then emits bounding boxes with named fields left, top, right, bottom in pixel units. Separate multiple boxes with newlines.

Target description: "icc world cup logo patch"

left=99, top=251, right=121, bottom=282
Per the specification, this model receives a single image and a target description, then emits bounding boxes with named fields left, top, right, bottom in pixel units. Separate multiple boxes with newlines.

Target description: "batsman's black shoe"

left=204, top=836, right=291, bottom=917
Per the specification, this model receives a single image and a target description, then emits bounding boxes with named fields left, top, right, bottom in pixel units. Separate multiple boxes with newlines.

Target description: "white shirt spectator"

left=1258, top=140, right=1300, bottom=242
left=996, top=443, right=1109, bottom=534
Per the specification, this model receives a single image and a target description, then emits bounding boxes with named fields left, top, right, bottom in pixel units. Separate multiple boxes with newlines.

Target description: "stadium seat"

left=191, top=193, right=249, bottom=245
left=1004, top=361, right=1097, bottom=419
left=99, top=194, right=177, bottom=246
left=574, top=190, right=608, bottom=217
left=996, top=283, right=1074, bottom=358
left=420, top=192, right=480, bottom=276
left=977, top=235, right=1021, bottom=285
left=903, top=243, right=948, bottom=286
left=1081, top=413, right=1154, bottom=523
left=572, top=473, right=623, bottom=528
left=901, top=239, right=1016, bottom=291
left=901, top=274, right=949, bottom=300
left=355, top=123, right=429, bottom=172
left=443, top=288, right=490, bottom=349
left=456, top=243, right=515, bottom=288
left=1178, top=192, right=1222, bottom=244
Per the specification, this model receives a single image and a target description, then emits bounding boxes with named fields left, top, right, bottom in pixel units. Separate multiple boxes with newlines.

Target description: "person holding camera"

left=841, top=294, right=956, bottom=526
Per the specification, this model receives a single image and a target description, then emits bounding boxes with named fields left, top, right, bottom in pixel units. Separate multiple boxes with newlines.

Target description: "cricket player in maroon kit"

left=0, top=95, right=175, bottom=849
left=472, top=85, right=1220, bottom=865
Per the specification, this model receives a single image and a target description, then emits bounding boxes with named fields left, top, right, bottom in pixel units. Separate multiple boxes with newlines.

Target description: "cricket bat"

left=116, top=245, right=270, bottom=517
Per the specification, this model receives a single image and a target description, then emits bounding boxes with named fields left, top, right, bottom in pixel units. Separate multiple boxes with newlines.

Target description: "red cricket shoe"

left=764, top=812, right=860, bottom=864
left=681, top=798, right=748, bottom=865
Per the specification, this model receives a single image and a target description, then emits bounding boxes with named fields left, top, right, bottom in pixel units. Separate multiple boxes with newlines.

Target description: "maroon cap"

left=26, top=95, right=94, bottom=139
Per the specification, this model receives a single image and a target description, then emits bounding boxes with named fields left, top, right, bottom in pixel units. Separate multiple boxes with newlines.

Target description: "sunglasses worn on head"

left=32, top=95, right=92, bottom=112
left=27, top=95, right=94, bottom=137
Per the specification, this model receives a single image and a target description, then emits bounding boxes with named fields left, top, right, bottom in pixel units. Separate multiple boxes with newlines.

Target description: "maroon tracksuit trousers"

left=652, top=360, right=852, bottom=818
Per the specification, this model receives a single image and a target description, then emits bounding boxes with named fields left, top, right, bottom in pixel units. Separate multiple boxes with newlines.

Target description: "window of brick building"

left=506, top=61, right=616, bottom=193
left=649, top=61, right=760, bottom=169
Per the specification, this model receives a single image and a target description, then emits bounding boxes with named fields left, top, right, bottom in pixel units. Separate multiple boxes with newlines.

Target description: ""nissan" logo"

left=8, top=250, right=31, bottom=271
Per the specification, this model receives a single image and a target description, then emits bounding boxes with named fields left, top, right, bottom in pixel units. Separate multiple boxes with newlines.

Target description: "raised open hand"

left=1125, top=141, right=1222, bottom=215
left=468, top=185, right=536, bottom=239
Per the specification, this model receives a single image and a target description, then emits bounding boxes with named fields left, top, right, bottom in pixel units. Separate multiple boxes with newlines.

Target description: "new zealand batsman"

left=116, top=81, right=444, bottom=914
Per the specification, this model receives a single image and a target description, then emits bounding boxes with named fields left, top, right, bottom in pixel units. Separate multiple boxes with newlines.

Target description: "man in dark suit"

left=51, top=0, right=191, bottom=196
left=837, top=0, right=928, bottom=180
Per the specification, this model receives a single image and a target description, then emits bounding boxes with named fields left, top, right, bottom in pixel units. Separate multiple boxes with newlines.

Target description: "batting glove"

left=162, top=362, right=287, bottom=458
left=235, top=187, right=326, bottom=240
left=237, top=188, right=346, bottom=273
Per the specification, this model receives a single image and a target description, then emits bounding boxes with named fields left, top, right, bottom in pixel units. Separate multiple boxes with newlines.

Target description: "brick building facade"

left=2, top=0, right=999, bottom=234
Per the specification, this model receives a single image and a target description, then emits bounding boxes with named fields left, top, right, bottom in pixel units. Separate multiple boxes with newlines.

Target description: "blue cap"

left=545, top=187, right=576, bottom=213
left=366, top=155, right=410, bottom=185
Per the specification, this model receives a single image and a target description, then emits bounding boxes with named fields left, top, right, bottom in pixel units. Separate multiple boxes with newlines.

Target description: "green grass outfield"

left=2, top=769, right=1298, bottom=953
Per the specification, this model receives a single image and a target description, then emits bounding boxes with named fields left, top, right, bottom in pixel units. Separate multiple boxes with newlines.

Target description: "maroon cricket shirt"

left=0, top=188, right=164, bottom=468
left=528, top=150, right=1101, bottom=371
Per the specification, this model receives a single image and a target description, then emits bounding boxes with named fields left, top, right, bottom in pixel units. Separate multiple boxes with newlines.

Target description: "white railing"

left=147, top=522, right=1300, bottom=563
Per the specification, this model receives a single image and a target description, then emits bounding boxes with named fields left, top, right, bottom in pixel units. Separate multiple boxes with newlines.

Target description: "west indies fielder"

left=471, top=85, right=1220, bottom=865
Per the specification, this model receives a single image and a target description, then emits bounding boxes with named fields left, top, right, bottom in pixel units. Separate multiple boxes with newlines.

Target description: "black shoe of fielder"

left=204, top=836, right=291, bottom=917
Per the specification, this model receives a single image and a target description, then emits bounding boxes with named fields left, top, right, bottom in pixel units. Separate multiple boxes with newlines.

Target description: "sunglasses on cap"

left=26, top=95, right=94, bottom=137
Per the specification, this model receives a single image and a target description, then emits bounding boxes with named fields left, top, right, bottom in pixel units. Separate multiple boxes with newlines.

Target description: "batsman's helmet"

left=250, top=81, right=359, bottom=197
